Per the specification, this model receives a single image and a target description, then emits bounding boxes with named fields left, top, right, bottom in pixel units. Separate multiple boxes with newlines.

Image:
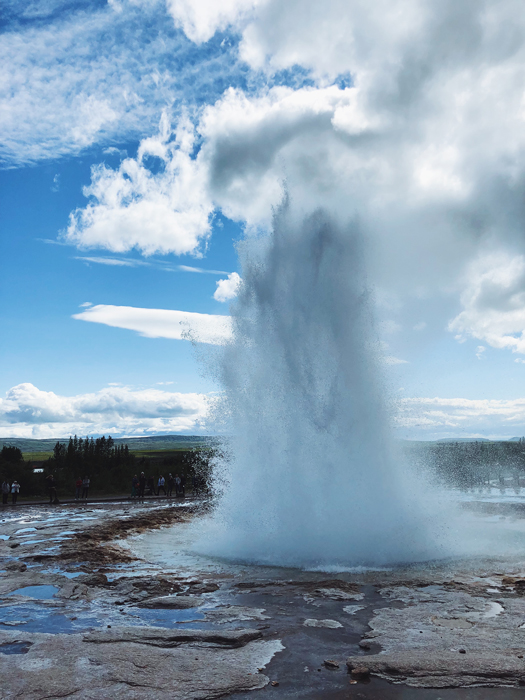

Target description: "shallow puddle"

left=0, top=641, right=32, bottom=655
left=9, top=585, right=59, bottom=599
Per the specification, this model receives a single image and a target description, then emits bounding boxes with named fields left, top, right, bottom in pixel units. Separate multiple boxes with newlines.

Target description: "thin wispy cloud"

left=0, top=2, right=245, bottom=166
left=73, top=255, right=230, bottom=275
left=179, top=265, right=229, bottom=275
left=73, top=304, right=232, bottom=345
left=74, top=256, right=151, bottom=268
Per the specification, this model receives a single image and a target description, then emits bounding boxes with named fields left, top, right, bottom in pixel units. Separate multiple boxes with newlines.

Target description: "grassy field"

left=2, top=434, right=218, bottom=455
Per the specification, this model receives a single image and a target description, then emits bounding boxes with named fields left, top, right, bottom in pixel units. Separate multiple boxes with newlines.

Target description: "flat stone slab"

left=347, top=650, right=525, bottom=688
left=303, top=619, right=343, bottom=629
left=135, top=595, right=204, bottom=609
left=0, top=627, right=283, bottom=699
left=204, top=606, right=271, bottom=623
left=83, top=625, right=262, bottom=648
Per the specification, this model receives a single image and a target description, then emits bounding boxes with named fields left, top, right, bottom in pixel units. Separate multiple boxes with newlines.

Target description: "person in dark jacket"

left=138, top=472, right=146, bottom=499
left=1, top=480, right=10, bottom=505
left=46, top=474, right=58, bottom=505
left=75, top=477, right=82, bottom=500
left=131, top=474, right=139, bottom=499
left=81, top=476, right=90, bottom=499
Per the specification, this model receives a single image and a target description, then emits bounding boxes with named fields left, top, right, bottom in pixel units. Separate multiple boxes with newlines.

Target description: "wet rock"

left=83, top=626, right=263, bottom=648
left=314, top=587, right=364, bottom=601
left=347, top=650, right=525, bottom=688
left=5, top=562, right=27, bottom=572
left=350, top=665, right=370, bottom=679
left=323, top=659, right=339, bottom=669
left=111, top=576, right=184, bottom=599
left=137, top=595, right=203, bottom=609
left=343, top=605, right=365, bottom=615
left=0, top=628, right=284, bottom=699
left=76, top=572, right=109, bottom=586
left=186, top=581, right=220, bottom=594
left=359, top=640, right=371, bottom=650
left=432, top=617, right=473, bottom=629
left=205, top=606, right=271, bottom=623
left=303, top=619, right=343, bottom=629
left=54, top=581, right=91, bottom=601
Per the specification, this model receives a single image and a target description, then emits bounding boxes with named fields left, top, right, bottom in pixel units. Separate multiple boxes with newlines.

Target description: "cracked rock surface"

left=347, top=582, right=525, bottom=687
left=0, top=626, right=281, bottom=699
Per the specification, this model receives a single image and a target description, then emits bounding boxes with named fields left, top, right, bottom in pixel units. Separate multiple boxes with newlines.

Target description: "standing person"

left=75, top=477, right=82, bottom=500
left=180, top=473, right=186, bottom=498
left=138, top=472, right=146, bottom=499
left=174, top=474, right=181, bottom=496
left=82, top=475, right=90, bottom=499
left=157, top=475, right=166, bottom=496
left=46, top=474, right=58, bottom=505
left=1, top=480, right=10, bottom=505
left=167, top=473, right=174, bottom=498
left=11, top=480, right=20, bottom=505
left=131, top=474, right=139, bottom=499
left=147, top=476, right=154, bottom=496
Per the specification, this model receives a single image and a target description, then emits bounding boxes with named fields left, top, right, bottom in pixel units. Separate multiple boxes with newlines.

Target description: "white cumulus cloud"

left=73, top=304, right=232, bottom=344
left=214, top=272, right=242, bottom=302
left=448, top=253, right=525, bottom=354
left=396, top=396, right=525, bottom=441
left=65, top=113, right=213, bottom=256
left=0, top=383, right=210, bottom=438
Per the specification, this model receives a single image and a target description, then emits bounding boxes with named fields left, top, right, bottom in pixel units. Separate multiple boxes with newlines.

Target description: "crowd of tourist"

left=1, top=471, right=202, bottom=505
left=1, top=479, right=20, bottom=504
left=130, top=472, right=187, bottom=499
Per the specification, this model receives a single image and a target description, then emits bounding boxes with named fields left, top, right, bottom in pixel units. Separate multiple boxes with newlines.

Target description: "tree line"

left=0, top=437, right=212, bottom=499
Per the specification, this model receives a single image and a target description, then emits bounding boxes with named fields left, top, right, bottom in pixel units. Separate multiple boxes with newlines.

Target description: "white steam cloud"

left=64, top=0, right=525, bottom=364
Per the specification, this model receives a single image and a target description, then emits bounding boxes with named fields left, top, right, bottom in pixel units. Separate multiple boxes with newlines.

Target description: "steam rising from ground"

left=195, top=206, right=450, bottom=568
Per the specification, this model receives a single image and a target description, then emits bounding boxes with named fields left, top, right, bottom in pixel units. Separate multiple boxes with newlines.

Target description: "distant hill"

left=436, top=437, right=491, bottom=443
left=0, top=435, right=218, bottom=454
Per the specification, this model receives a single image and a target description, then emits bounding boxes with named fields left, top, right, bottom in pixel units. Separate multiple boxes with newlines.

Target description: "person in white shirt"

left=157, top=475, right=166, bottom=496
left=11, top=480, right=20, bottom=505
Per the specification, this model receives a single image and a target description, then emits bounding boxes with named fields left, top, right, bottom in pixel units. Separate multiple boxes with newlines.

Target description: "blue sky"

left=0, top=153, right=240, bottom=395
left=3, top=0, right=525, bottom=440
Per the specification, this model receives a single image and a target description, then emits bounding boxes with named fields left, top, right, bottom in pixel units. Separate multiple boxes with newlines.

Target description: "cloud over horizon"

left=396, top=396, right=525, bottom=441
left=2, top=382, right=525, bottom=440
left=0, top=383, right=210, bottom=438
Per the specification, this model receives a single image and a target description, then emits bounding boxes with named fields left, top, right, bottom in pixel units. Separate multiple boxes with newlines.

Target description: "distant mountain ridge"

left=436, top=437, right=491, bottom=443
left=0, top=435, right=217, bottom=453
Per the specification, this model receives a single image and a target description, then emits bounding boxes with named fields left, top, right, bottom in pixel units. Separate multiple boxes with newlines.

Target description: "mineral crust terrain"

left=2, top=500, right=525, bottom=699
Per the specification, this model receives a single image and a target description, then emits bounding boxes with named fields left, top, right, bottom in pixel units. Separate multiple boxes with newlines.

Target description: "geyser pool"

left=195, top=207, right=452, bottom=569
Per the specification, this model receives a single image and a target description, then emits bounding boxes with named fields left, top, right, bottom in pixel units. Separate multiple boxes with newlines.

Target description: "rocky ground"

left=2, top=500, right=525, bottom=699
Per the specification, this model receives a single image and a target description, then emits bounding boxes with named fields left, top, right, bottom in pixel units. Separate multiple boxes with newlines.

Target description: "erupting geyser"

left=197, top=205, right=449, bottom=569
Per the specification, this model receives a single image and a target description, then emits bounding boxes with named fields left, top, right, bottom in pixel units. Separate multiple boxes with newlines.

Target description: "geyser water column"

left=200, top=206, right=445, bottom=568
